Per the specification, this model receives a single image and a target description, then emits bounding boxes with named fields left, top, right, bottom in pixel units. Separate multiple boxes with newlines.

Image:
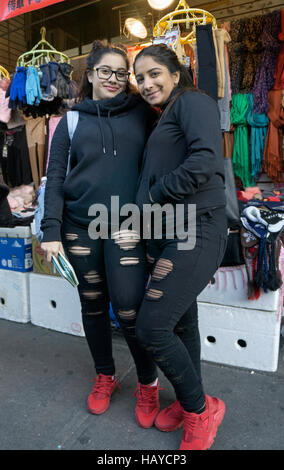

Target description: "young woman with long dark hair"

left=133, top=44, right=227, bottom=450
left=40, top=41, right=160, bottom=425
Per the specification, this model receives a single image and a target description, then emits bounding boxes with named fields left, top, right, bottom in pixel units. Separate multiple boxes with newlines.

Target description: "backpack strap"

left=66, top=110, right=79, bottom=175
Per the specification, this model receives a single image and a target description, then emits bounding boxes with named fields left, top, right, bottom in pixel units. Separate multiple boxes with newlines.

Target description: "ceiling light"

left=124, top=18, right=148, bottom=39
left=147, top=0, right=175, bottom=10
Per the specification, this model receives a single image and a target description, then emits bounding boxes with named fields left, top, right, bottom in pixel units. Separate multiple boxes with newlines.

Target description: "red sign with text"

left=0, top=0, right=66, bottom=22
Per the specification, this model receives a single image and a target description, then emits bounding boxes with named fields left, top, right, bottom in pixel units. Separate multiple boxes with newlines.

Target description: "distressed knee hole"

left=175, top=327, right=185, bottom=333
left=146, top=253, right=155, bottom=264
left=146, top=288, right=163, bottom=300
left=112, top=229, right=140, bottom=251
left=84, top=270, right=102, bottom=284
left=120, top=257, right=139, bottom=266
left=152, top=258, right=173, bottom=281
left=82, top=291, right=103, bottom=300
left=117, top=309, right=136, bottom=320
left=65, top=233, right=79, bottom=241
left=69, top=246, right=91, bottom=256
left=84, top=310, right=104, bottom=316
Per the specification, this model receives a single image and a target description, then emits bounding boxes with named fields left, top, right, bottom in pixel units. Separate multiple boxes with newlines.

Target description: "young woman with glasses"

left=40, top=41, right=160, bottom=425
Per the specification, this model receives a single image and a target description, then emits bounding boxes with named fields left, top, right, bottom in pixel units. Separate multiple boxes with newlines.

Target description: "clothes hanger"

left=16, top=27, right=70, bottom=67
left=0, top=65, right=10, bottom=80
left=153, top=0, right=217, bottom=46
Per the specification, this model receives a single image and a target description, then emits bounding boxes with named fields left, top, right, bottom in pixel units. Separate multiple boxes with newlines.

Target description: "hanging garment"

left=253, top=11, right=282, bottom=114
left=262, top=89, right=284, bottom=182
left=8, top=67, right=27, bottom=110
left=0, top=88, right=11, bottom=123
left=26, top=66, right=42, bottom=106
left=25, top=116, right=46, bottom=188
left=273, top=9, right=284, bottom=90
left=222, top=131, right=234, bottom=158
left=230, top=93, right=251, bottom=188
left=218, top=51, right=230, bottom=132
left=54, top=63, right=72, bottom=99
left=228, top=19, right=246, bottom=94
left=246, top=93, right=269, bottom=184
left=213, top=28, right=231, bottom=99
left=221, top=23, right=232, bottom=101
left=196, top=23, right=218, bottom=101
left=0, top=126, right=33, bottom=187
left=241, top=16, right=264, bottom=93
left=45, top=115, right=62, bottom=172
left=183, top=43, right=196, bottom=86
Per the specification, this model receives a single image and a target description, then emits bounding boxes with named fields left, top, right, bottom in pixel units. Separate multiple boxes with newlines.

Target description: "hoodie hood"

left=73, top=91, right=141, bottom=116
left=72, top=92, right=142, bottom=156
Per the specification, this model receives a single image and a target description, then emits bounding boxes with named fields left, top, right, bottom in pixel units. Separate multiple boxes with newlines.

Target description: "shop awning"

left=0, top=0, right=66, bottom=23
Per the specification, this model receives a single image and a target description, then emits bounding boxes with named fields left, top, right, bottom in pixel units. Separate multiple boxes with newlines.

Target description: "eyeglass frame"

left=94, top=66, right=130, bottom=82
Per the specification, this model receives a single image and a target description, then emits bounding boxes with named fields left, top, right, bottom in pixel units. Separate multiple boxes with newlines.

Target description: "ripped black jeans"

left=136, top=207, right=228, bottom=412
left=61, top=219, right=157, bottom=385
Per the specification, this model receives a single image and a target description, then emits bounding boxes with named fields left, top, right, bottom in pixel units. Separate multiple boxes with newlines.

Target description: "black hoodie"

left=41, top=92, right=156, bottom=242
left=136, top=89, right=226, bottom=215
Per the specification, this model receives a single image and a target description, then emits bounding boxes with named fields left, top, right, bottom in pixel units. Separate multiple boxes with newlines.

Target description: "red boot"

left=179, top=395, right=226, bottom=450
left=134, top=381, right=161, bottom=428
left=155, top=400, right=184, bottom=432
left=87, top=374, right=119, bottom=415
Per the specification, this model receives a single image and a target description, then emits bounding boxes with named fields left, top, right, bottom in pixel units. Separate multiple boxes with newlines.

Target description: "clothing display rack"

left=17, top=27, right=70, bottom=67
left=0, top=66, right=10, bottom=80
left=153, top=0, right=217, bottom=45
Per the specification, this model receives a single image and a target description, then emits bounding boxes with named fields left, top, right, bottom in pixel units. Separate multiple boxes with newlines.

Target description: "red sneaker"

left=155, top=400, right=184, bottom=432
left=87, top=374, right=120, bottom=415
left=179, top=395, right=226, bottom=450
left=134, top=381, right=161, bottom=428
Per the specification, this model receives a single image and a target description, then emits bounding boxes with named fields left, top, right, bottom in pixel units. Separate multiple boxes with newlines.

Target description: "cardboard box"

left=0, top=227, right=33, bottom=273
left=32, top=235, right=59, bottom=277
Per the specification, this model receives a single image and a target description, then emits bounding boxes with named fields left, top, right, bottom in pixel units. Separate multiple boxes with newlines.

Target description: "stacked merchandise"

left=0, top=61, right=79, bottom=207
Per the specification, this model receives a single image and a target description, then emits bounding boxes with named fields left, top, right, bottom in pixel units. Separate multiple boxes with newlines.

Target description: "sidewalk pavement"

left=0, top=317, right=283, bottom=451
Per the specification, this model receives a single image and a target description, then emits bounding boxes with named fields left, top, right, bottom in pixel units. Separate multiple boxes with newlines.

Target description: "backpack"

left=34, top=110, right=79, bottom=242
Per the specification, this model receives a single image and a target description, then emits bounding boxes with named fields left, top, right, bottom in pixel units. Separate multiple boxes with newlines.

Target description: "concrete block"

left=198, top=302, right=281, bottom=372
left=0, top=270, right=30, bottom=323
left=30, top=273, right=84, bottom=337
left=197, top=264, right=281, bottom=312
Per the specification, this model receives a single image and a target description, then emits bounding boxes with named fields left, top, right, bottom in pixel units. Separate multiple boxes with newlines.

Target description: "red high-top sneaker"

left=180, top=395, right=226, bottom=450
left=134, top=381, right=161, bottom=428
left=87, top=374, right=120, bottom=415
left=155, top=400, right=184, bottom=432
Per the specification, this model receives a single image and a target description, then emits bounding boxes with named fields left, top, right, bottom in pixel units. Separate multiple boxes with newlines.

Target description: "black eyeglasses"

left=94, top=67, right=130, bottom=82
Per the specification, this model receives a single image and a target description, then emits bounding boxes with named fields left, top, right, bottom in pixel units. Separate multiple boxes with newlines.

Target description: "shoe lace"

left=134, top=384, right=163, bottom=410
left=91, top=374, right=119, bottom=399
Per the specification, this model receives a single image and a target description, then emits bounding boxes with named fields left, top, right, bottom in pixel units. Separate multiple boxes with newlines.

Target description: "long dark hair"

left=133, top=44, right=198, bottom=110
left=78, top=40, right=133, bottom=101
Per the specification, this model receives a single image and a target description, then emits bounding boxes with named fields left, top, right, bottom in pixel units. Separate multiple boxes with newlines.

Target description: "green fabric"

left=230, top=93, right=252, bottom=188
left=246, top=93, right=269, bottom=184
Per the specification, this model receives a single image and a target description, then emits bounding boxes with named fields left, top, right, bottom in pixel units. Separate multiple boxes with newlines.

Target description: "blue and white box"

left=0, top=227, right=33, bottom=272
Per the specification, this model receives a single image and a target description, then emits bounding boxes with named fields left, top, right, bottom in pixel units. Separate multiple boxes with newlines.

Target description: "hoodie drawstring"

left=96, top=104, right=106, bottom=154
left=96, top=104, right=117, bottom=157
left=107, top=110, right=117, bottom=157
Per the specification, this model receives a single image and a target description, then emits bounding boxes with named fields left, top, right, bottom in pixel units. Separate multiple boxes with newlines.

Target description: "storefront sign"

left=0, top=0, right=65, bottom=22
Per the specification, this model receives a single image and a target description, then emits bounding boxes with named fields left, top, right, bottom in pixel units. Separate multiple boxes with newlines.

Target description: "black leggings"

left=61, top=219, right=157, bottom=385
left=136, top=208, right=228, bottom=412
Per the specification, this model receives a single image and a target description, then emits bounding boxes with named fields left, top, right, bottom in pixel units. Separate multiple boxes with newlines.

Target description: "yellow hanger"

left=153, top=0, right=217, bottom=46
left=0, top=65, right=10, bottom=80
left=17, top=27, right=70, bottom=67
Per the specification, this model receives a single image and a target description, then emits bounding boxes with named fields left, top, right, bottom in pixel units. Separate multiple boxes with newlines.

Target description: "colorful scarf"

left=230, top=93, right=251, bottom=188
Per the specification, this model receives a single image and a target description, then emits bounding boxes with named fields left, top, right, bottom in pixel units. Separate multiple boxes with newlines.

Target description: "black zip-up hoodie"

left=41, top=92, right=156, bottom=242
left=136, top=89, right=226, bottom=215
